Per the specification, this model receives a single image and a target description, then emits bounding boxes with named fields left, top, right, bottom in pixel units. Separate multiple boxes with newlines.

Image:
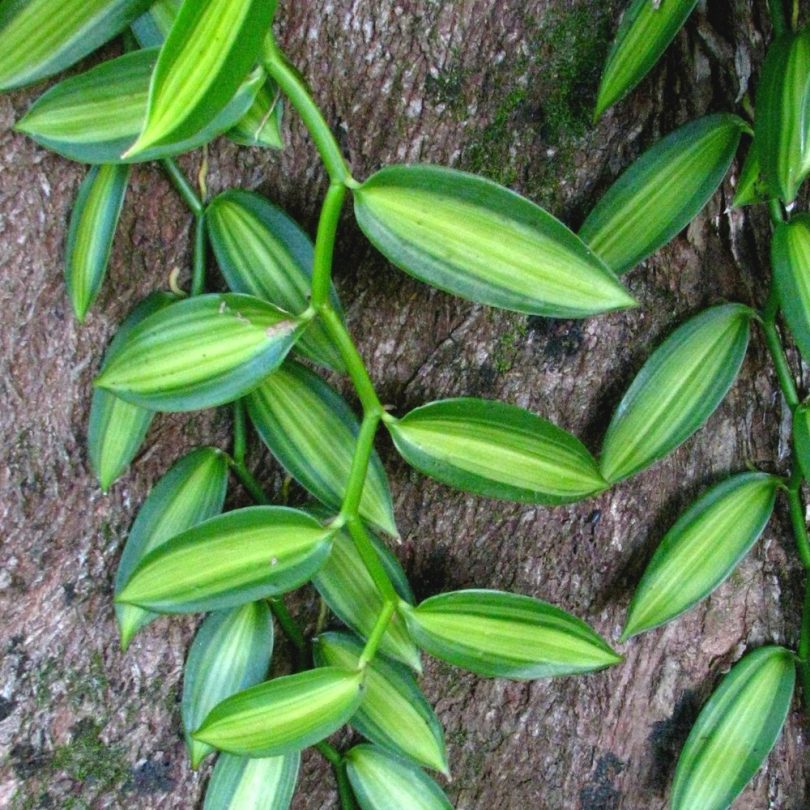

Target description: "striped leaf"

left=194, top=667, right=365, bottom=758
left=733, top=145, right=768, bottom=208
left=95, top=293, right=306, bottom=412
left=65, top=164, right=130, bottom=322
left=114, top=447, right=228, bottom=649
left=580, top=115, right=745, bottom=274
left=204, top=752, right=300, bottom=810
left=0, top=0, right=151, bottom=90
left=386, top=398, right=606, bottom=505
left=793, top=404, right=810, bottom=482
left=314, top=632, right=447, bottom=773
left=672, top=646, right=796, bottom=810
left=88, top=292, right=175, bottom=491
left=773, top=215, right=810, bottom=363
left=116, top=506, right=336, bottom=613
left=207, top=191, right=344, bottom=371
left=599, top=304, right=752, bottom=483
left=401, top=590, right=621, bottom=679
left=15, top=48, right=264, bottom=164
left=595, top=0, right=699, bottom=118
left=621, top=473, right=779, bottom=640
left=353, top=164, right=636, bottom=318
left=126, top=0, right=277, bottom=156
left=131, top=0, right=182, bottom=46
left=345, top=745, right=452, bottom=810
left=246, top=361, right=397, bottom=536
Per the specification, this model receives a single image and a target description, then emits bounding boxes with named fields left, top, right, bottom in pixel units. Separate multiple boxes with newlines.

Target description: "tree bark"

left=1, top=1, right=807, bottom=808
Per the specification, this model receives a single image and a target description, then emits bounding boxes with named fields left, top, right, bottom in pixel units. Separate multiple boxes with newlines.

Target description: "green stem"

left=191, top=213, right=206, bottom=297
left=335, top=760, right=358, bottom=810
left=233, top=401, right=247, bottom=466
left=312, top=183, right=347, bottom=309
left=341, top=414, right=382, bottom=518
left=769, top=0, right=786, bottom=36
left=798, top=586, right=810, bottom=703
left=358, top=600, right=397, bottom=667
left=227, top=455, right=270, bottom=505
left=761, top=287, right=799, bottom=411
left=347, top=517, right=399, bottom=603
left=161, top=158, right=204, bottom=217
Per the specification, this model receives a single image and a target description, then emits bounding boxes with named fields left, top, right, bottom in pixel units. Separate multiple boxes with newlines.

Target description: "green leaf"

left=114, top=447, right=228, bottom=649
left=672, top=646, right=796, bottom=810
left=94, top=293, right=306, bottom=412
left=314, top=632, right=447, bottom=773
left=16, top=48, right=264, bottom=164
left=203, top=752, right=300, bottom=810
left=126, top=0, right=277, bottom=156
left=183, top=603, right=273, bottom=767
left=312, top=524, right=421, bottom=672
left=345, top=745, right=452, bottom=810
left=88, top=292, right=175, bottom=491
left=65, top=164, right=130, bottom=322
left=401, top=590, right=621, bottom=679
left=194, top=667, right=365, bottom=757
left=580, top=115, right=745, bottom=274
left=0, top=0, right=151, bottom=90
left=732, top=145, right=768, bottom=208
left=353, top=164, right=636, bottom=318
left=599, top=304, right=752, bottom=483
left=386, top=398, right=606, bottom=505
left=755, top=28, right=810, bottom=203
left=206, top=190, right=344, bottom=371
left=246, top=361, right=397, bottom=536
left=116, top=506, right=336, bottom=613
left=131, top=0, right=181, bottom=47
left=621, top=473, right=779, bottom=641
left=793, top=404, right=810, bottom=482
left=594, top=0, right=699, bottom=118
left=773, top=215, right=810, bottom=363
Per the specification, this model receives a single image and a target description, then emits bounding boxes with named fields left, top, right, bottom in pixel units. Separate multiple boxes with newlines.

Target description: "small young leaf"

left=773, top=215, right=810, bottom=363
left=126, top=0, right=278, bottom=156
left=0, top=0, right=151, bottom=90
left=600, top=304, right=752, bottom=483
left=95, top=293, right=306, bottom=412
left=672, top=646, right=796, bottom=810
left=114, top=446, right=228, bottom=649
left=793, top=404, right=810, bottom=482
left=246, top=361, right=397, bottom=536
left=194, top=667, right=365, bottom=757
left=203, top=752, right=300, bottom=810
left=354, top=164, right=636, bottom=318
left=401, top=590, right=621, bottom=679
left=622, top=473, right=779, bottom=640
left=183, top=602, right=273, bottom=767
left=314, top=632, right=447, bottom=773
left=345, top=745, right=452, bottom=810
left=580, top=114, right=745, bottom=274
left=733, top=145, right=768, bottom=208
left=595, top=0, right=700, bottom=118
left=387, top=398, right=606, bottom=505
left=116, top=506, right=335, bottom=613
left=65, top=164, right=131, bottom=322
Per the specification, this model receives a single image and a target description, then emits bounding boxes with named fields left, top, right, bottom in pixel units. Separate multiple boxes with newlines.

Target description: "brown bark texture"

left=1, top=0, right=808, bottom=808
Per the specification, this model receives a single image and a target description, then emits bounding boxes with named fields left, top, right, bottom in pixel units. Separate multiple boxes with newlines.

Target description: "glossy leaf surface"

left=794, top=404, right=810, bottom=482
left=401, top=590, right=621, bottom=679
left=203, top=752, right=300, bottom=810
left=354, top=165, right=636, bottom=318
left=773, top=215, right=810, bottom=362
left=600, top=304, right=752, bottom=483
left=622, top=473, right=779, bottom=640
left=387, top=398, right=606, bottom=505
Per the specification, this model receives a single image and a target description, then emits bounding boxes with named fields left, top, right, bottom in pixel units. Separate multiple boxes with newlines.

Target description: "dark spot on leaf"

left=579, top=752, right=624, bottom=810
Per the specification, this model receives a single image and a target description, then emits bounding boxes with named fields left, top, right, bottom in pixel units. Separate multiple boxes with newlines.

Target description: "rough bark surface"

left=1, top=1, right=808, bottom=808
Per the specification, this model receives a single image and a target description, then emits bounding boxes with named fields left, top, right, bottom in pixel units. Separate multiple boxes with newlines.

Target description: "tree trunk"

left=1, top=1, right=807, bottom=807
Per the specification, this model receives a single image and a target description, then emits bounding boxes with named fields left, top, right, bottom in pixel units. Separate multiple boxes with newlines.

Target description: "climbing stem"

left=347, top=517, right=400, bottom=603
left=768, top=0, right=786, bottom=36
left=335, top=760, right=359, bottom=810
left=312, top=182, right=347, bottom=309
left=226, top=453, right=270, bottom=505
left=787, top=467, right=810, bottom=570
left=359, top=600, right=397, bottom=667
left=341, top=414, right=383, bottom=518
left=233, top=400, right=247, bottom=466
left=761, top=287, right=800, bottom=411
left=191, top=213, right=206, bottom=297
left=161, top=158, right=204, bottom=217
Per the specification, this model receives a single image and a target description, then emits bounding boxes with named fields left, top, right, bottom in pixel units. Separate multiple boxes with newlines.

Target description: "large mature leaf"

left=794, top=404, right=810, bottom=482
left=345, top=745, right=452, bottom=810
left=88, top=292, right=175, bottom=491
left=595, top=0, right=700, bottom=118
left=116, top=506, right=336, bottom=613
left=353, top=164, right=636, bottom=318
left=203, top=752, right=300, bottom=810
left=65, top=164, right=130, bottom=322
left=622, top=473, right=779, bottom=640
left=401, top=590, right=621, bottom=679
left=599, top=304, right=752, bottom=483
left=386, top=398, right=606, bottom=505
left=773, top=215, right=810, bottom=363
left=194, top=667, right=365, bottom=757
left=0, top=0, right=151, bottom=90
left=314, top=632, right=447, bottom=773
left=114, top=447, right=228, bottom=649
left=246, top=361, right=397, bottom=535
left=16, top=49, right=264, bottom=164
left=95, top=293, right=305, bottom=412
left=672, top=646, right=795, bottom=810
left=183, top=603, right=273, bottom=767
left=126, top=0, right=277, bottom=156
left=580, top=115, right=745, bottom=274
